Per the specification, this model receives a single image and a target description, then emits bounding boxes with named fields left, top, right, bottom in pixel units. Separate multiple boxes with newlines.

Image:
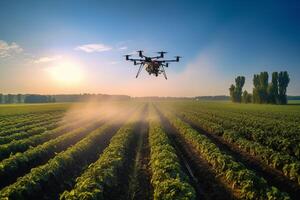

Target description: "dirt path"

left=179, top=114, right=300, bottom=200
left=155, top=106, right=234, bottom=200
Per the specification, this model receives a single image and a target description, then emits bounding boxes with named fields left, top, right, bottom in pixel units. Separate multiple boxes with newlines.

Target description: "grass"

left=180, top=100, right=300, bottom=115
left=288, top=100, right=300, bottom=105
left=0, top=100, right=299, bottom=116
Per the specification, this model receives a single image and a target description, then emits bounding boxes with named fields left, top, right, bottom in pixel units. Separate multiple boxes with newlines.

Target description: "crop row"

left=0, top=116, right=59, bottom=138
left=60, top=106, right=143, bottom=199
left=172, top=103, right=300, bottom=185
left=158, top=107, right=290, bottom=200
left=0, top=116, right=63, bottom=145
left=0, top=112, right=64, bottom=136
left=0, top=106, right=138, bottom=199
left=186, top=101, right=300, bottom=123
left=0, top=116, right=106, bottom=188
left=179, top=110, right=300, bottom=186
left=184, top=103, right=299, bottom=138
left=170, top=104, right=300, bottom=160
left=0, top=117, right=86, bottom=160
left=0, top=112, right=47, bottom=127
left=148, top=107, right=196, bottom=200
left=0, top=111, right=64, bottom=132
left=203, top=111, right=300, bottom=155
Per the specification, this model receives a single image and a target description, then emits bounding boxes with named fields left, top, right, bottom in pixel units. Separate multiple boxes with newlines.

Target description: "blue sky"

left=0, top=0, right=299, bottom=96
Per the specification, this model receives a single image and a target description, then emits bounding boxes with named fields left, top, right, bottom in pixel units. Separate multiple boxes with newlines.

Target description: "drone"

left=124, top=50, right=181, bottom=80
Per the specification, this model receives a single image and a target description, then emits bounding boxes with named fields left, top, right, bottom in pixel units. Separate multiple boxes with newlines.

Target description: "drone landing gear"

left=161, top=65, right=168, bottom=80
left=136, top=64, right=143, bottom=78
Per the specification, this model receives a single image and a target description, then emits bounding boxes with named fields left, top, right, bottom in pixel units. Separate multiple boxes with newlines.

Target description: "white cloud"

left=34, top=55, right=62, bottom=63
left=0, top=40, right=23, bottom=58
left=118, top=46, right=128, bottom=50
left=75, top=43, right=112, bottom=53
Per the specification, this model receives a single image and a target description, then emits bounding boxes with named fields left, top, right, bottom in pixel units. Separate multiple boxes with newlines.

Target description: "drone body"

left=125, top=50, right=181, bottom=80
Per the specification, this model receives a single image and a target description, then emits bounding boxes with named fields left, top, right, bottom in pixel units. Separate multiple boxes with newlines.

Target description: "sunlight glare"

left=46, top=60, right=84, bottom=85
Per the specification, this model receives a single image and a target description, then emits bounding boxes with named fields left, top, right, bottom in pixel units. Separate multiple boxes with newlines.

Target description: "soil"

left=126, top=107, right=152, bottom=200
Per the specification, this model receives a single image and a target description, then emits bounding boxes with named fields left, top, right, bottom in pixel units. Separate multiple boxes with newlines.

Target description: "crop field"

left=0, top=101, right=299, bottom=200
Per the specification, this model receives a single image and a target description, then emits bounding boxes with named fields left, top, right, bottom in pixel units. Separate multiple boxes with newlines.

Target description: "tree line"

left=0, top=93, right=131, bottom=104
left=229, top=71, right=290, bottom=104
left=0, top=94, right=56, bottom=104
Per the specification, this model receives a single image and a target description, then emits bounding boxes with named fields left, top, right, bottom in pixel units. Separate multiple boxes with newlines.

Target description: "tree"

left=51, top=96, right=56, bottom=103
left=242, top=90, right=252, bottom=103
left=246, top=93, right=252, bottom=103
left=0, top=93, right=2, bottom=104
left=267, top=72, right=279, bottom=104
left=235, top=76, right=245, bottom=103
left=7, top=94, right=14, bottom=104
left=24, top=95, right=56, bottom=103
left=17, top=94, right=22, bottom=103
left=253, top=74, right=260, bottom=103
left=229, top=84, right=236, bottom=102
left=278, top=71, right=290, bottom=104
left=229, top=76, right=245, bottom=103
left=242, top=90, right=248, bottom=103
left=258, top=72, right=269, bottom=103
left=47, top=96, right=56, bottom=103
left=252, top=72, right=269, bottom=104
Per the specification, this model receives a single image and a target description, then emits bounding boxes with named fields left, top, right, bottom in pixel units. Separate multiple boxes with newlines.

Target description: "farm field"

left=0, top=101, right=299, bottom=200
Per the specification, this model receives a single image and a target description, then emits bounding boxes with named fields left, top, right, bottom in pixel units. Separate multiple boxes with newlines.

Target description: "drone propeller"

left=137, top=50, right=144, bottom=57
left=123, top=54, right=131, bottom=60
left=175, top=56, right=181, bottom=62
left=157, top=51, right=168, bottom=58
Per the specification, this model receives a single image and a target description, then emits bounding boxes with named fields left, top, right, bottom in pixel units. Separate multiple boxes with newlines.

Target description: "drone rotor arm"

left=128, top=58, right=145, bottom=62
left=160, top=59, right=179, bottom=63
left=150, top=56, right=162, bottom=59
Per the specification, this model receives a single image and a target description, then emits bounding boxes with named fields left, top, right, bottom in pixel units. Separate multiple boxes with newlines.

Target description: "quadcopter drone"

left=124, top=50, right=181, bottom=80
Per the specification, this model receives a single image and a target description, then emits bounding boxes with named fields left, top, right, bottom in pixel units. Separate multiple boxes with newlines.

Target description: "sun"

left=46, top=60, right=84, bottom=85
